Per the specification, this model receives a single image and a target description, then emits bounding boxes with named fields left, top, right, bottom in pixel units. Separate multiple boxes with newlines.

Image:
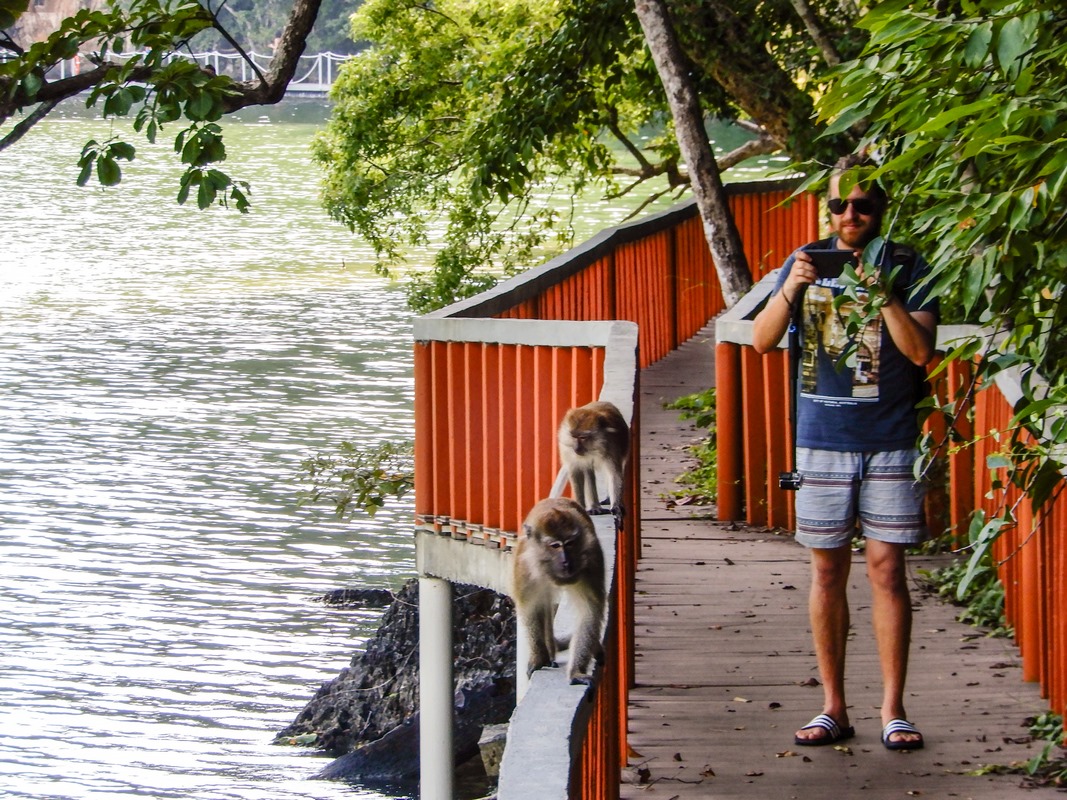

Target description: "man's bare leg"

left=795, top=544, right=853, bottom=742
left=866, top=539, right=922, bottom=747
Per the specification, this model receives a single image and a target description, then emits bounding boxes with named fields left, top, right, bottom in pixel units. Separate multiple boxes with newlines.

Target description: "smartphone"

left=805, top=249, right=856, bottom=280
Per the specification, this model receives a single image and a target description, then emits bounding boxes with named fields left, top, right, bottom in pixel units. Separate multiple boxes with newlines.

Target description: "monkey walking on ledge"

left=557, top=400, right=629, bottom=526
left=513, top=497, right=606, bottom=686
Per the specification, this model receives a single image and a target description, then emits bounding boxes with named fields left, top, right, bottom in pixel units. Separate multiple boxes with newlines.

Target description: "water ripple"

left=0, top=110, right=414, bottom=800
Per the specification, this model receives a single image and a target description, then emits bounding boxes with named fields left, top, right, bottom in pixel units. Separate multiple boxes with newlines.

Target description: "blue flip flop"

left=882, top=718, right=924, bottom=751
left=794, top=713, right=855, bottom=747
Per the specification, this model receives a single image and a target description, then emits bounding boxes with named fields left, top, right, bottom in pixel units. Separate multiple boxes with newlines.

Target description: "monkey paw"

left=569, top=673, right=595, bottom=686
left=526, top=660, right=559, bottom=678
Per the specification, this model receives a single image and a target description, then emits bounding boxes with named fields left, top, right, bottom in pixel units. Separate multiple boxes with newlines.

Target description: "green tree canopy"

left=315, top=0, right=863, bottom=311
left=314, top=0, right=667, bottom=310
left=0, top=0, right=331, bottom=207
left=815, top=0, right=1067, bottom=585
left=4, top=0, right=865, bottom=307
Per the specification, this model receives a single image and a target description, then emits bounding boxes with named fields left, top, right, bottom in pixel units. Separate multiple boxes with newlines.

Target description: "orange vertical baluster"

left=741, top=346, right=768, bottom=526
left=431, top=340, right=452, bottom=528
left=463, top=342, right=484, bottom=529
left=715, top=342, right=743, bottom=521
left=413, top=342, right=434, bottom=525
left=481, top=343, right=503, bottom=531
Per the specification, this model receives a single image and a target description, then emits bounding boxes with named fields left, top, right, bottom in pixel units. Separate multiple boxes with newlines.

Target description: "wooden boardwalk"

left=623, top=322, right=1051, bottom=799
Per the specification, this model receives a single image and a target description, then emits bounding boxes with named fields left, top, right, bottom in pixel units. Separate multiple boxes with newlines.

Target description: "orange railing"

left=437, top=180, right=817, bottom=366
left=716, top=283, right=1067, bottom=731
left=415, top=181, right=816, bottom=798
left=971, top=368, right=1067, bottom=720
left=413, top=318, right=636, bottom=800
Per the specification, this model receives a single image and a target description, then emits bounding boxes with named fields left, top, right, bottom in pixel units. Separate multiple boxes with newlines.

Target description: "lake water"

left=0, top=101, right=419, bottom=800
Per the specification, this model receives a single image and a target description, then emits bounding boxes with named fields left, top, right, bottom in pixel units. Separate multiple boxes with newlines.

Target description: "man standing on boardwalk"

left=751, top=154, right=938, bottom=750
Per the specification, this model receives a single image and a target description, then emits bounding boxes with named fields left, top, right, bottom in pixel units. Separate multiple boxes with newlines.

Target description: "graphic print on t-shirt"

left=799, top=281, right=881, bottom=404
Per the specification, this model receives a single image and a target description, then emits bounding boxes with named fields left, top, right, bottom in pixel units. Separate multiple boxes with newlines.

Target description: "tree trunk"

left=633, top=0, right=752, bottom=307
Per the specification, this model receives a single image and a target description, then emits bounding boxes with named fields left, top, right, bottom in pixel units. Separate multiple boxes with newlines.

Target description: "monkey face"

left=517, top=497, right=602, bottom=588
left=542, top=530, right=587, bottom=583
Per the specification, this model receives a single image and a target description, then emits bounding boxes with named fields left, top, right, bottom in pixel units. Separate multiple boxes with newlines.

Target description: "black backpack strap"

left=784, top=238, right=834, bottom=474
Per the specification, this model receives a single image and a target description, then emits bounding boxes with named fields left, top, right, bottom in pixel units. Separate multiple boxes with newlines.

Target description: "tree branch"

left=605, top=107, right=654, bottom=173
left=0, top=97, right=62, bottom=152
left=789, top=0, right=842, bottom=67
left=202, top=0, right=268, bottom=87
left=222, top=0, right=324, bottom=110
left=716, top=133, right=779, bottom=170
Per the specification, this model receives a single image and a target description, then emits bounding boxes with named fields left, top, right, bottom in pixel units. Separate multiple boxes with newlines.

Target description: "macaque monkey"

left=513, top=497, right=606, bottom=685
left=558, top=400, right=630, bottom=524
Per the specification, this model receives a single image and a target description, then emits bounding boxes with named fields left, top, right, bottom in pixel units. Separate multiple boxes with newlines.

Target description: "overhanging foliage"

left=815, top=0, right=1067, bottom=592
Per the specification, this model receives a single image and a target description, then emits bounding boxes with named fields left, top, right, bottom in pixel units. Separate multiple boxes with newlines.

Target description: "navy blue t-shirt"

left=772, top=237, right=939, bottom=452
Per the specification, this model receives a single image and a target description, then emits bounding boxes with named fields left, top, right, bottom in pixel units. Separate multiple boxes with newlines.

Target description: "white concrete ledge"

left=414, top=530, right=512, bottom=595
left=413, top=316, right=636, bottom=349
left=496, top=512, right=618, bottom=799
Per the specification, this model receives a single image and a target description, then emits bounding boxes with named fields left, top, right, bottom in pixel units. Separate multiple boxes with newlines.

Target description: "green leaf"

left=0, top=0, right=30, bottom=30
left=197, top=177, right=215, bottom=209
left=1010, top=398, right=1058, bottom=429
left=110, top=141, right=136, bottom=161
left=995, top=15, right=1026, bottom=77
left=915, top=97, right=998, bottom=134
left=958, top=513, right=1006, bottom=599
left=103, top=87, right=134, bottom=117
left=76, top=154, right=95, bottom=187
left=21, top=70, right=42, bottom=99
left=964, top=21, right=992, bottom=68
left=96, top=156, right=121, bottom=186
left=986, top=453, right=1012, bottom=470
left=186, top=92, right=214, bottom=120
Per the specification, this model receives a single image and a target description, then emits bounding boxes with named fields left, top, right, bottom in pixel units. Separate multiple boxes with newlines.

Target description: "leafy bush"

left=664, top=387, right=717, bottom=503
left=299, top=440, right=414, bottom=518
left=917, top=543, right=1010, bottom=636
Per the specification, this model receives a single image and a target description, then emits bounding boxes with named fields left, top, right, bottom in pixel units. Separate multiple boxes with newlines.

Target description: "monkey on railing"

left=512, top=497, right=606, bottom=686
left=557, top=400, right=630, bottom=527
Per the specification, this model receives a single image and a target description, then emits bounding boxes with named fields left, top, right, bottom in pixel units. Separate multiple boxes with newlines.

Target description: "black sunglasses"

left=828, top=197, right=877, bottom=215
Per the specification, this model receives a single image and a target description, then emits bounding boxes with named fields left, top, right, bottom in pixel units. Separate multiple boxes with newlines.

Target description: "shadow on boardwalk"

left=625, top=321, right=1051, bottom=799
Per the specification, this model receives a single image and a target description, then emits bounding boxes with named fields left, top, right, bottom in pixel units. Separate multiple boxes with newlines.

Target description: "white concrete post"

left=516, top=617, right=530, bottom=701
left=419, top=576, right=453, bottom=800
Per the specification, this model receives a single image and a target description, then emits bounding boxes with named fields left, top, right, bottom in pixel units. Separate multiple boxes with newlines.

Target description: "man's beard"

left=837, top=215, right=882, bottom=249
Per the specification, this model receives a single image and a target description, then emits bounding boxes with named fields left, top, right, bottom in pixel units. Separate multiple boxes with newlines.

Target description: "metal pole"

left=418, top=576, right=453, bottom=800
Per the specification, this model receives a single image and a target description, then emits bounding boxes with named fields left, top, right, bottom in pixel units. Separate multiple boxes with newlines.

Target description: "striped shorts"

left=793, top=447, right=927, bottom=549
